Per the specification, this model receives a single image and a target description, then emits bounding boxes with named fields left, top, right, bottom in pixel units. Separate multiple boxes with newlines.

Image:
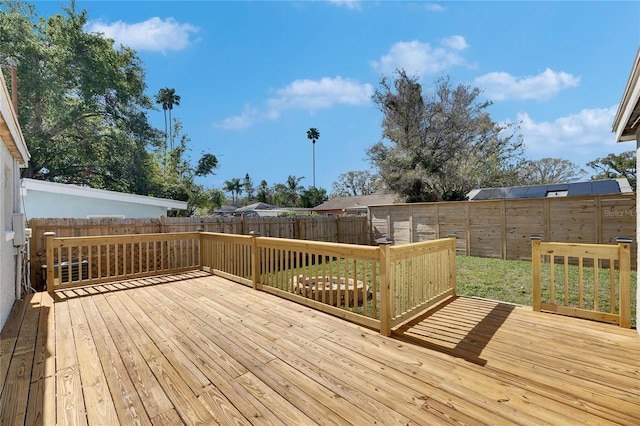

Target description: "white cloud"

left=370, top=38, right=468, bottom=78
left=86, top=17, right=199, bottom=53
left=514, top=106, right=619, bottom=160
left=214, top=104, right=263, bottom=130
left=267, top=77, right=373, bottom=111
left=425, top=3, right=446, bottom=12
left=440, top=35, right=468, bottom=50
left=329, top=0, right=362, bottom=10
left=475, top=68, right=580, bottom=101
left=216, top=77, right=373, bottom=130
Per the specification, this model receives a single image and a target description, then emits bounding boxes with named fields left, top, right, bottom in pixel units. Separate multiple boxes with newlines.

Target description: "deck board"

left=1, top=271, right=639, bottom=425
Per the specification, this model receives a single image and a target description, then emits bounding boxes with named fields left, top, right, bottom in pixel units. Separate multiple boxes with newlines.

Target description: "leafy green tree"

left=306, top=128, right=320, bottom=187
left=0, top=1, right=160, bottom=193
left=243, top=173, right=255, bottom=201
left=155, top=120, right=219, bottom=215
left=587, top=151, right=636, bottom=190
left=256, top=180, right=272, bottom=204
left=332, top=170, right=382, bottom=197
left=367, top=71, right=524, bottom=202
left=300, top=186, right=328, bottom=208
left=519, top=158, right=586, bottom=185
left=223, top=178, right=243, bottom=206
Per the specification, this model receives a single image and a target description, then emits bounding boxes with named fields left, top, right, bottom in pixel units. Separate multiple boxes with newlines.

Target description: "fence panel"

left=369, top=194, right=637, bottom=267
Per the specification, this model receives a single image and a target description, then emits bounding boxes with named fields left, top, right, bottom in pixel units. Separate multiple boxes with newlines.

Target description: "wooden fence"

left=44, top=231, right=457, bottom=336
left=29, top=215, right=368, bottom=289
left=531, top=237, right=632, bottom=328
left=369, top=193, right=637, bottom=267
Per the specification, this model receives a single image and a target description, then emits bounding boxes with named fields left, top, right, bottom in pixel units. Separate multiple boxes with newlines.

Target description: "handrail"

left=45, top=231, right=457, bottom=335
left=531, top=236, right=632, bottom=328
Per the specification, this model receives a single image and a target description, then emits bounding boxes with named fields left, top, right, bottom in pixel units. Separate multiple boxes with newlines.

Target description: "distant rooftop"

left=467, top=179, right=632, bottom=201
left=313, top=194, right=397, bottom=211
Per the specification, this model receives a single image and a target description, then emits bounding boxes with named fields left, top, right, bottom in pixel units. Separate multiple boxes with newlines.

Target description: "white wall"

left=22, top=188, right=169, bottom=219
left=0, top=141, right=18, bottom=328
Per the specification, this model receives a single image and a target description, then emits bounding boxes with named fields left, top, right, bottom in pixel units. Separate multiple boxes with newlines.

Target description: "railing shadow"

left=53, top=270, right=210, bottom=302
left=393, top=296, right=516, bottom=366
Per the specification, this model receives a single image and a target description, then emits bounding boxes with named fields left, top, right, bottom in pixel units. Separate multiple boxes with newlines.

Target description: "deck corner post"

left=531, top=234, right=543, bottom=312
left=447, top=233, right=457, bottom=297
left=377, top=237, right=393, bottom=336
left=250, top=231, right=260, bottom=290
left=44, top=232, right=56, bottom=296
left=615, top=237, right=632, bottom=328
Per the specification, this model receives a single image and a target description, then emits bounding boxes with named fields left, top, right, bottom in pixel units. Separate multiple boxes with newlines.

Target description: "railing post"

left=447, top=233, right=457, bottom=297
left=44, top=232, right=55, bottom=296
left=197, top=227, right=205, bottom=271
left=250, top=231, right=260, bottom=290
left=616, top=237, right=632, bottom=328
left=531, top=234, right=543, bottom=312
left=377, top=237, right=393, bottom=336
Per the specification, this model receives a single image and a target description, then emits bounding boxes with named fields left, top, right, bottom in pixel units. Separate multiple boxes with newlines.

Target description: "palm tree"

left=223, top=178, right=243, bottom=206
left=306, top=128, right=320, bottom=187
left=284, top=175, right=304, bottom=207
left=155, top=88, right=181, bottom=152
left=155, top=88, right=170, bottom=156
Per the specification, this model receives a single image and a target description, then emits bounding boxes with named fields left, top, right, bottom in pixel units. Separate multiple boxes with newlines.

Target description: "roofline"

left=613, top=46, right=640, bottom=142
left=21, top=178, right=187, bottom=210
left=0, top=70, right=30, bottom=165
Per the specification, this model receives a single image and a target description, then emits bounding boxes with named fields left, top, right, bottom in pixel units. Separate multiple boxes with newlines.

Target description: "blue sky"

left=33, top=0, right=640, bottom=193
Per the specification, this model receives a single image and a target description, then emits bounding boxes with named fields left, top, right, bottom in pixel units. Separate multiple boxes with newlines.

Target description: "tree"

left=155, top=87, right=181, bottom=151
left=0, top=1, right=160, bottom=194
left=256, top=180, right=272, bottom=204
left=332, top=170, right=382, bottom=197
left=300, top=186, right=328, bottom=208
left=223, top=178, right=243, bottom=206
left=518, top=158, right=586, bottom=185
left=154, top=120, right=219, bottom=215
left=243, top=173, right=255, bottom=201
left=306, top=128, right=320, bottom=187
left=587, top=151, right=636, bottom=190
left=272, top=175, right=304, bottom=207
left=367, top=71, right=524, bottom=202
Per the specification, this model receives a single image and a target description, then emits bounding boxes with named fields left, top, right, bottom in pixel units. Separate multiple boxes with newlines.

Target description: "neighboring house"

left=613, top=46, right=640, bottom=335
left=313, top=194, right=397, bottom=215
left=21, top=178, right=187, bottom=219
left=467, top=179, right=633, bottom=201
left=0, top=71, right=30, bottom=329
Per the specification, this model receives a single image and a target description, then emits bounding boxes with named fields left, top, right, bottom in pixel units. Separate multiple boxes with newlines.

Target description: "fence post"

left=377, top=237, right=393, bottom=336
left=44, top=232, right=55, bottom=296
left=616, top=237, right=632, bottom=328
left=447, top=233, right=457, bottom=297
left=250, top=231, right=260, bottom=290
left=531, top=234, right=543, bottom=312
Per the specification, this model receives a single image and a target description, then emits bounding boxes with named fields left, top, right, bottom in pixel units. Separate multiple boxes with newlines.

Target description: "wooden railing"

left=45, top=231, right=456, bottom=335
left=385, top=238, right=457, bottom=331
left=44, top=232, right=201, bottom=294
left=531, top=236, right=632, bottom=328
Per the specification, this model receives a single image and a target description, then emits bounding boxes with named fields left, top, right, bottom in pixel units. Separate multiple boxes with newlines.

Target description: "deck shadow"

left=393, top=296, right=516, bottom=366
left=52, top=270, right=211, bottom=301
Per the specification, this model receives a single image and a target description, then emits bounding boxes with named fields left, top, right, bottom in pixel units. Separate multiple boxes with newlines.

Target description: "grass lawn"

left=456, top=255, right=637, bottom=328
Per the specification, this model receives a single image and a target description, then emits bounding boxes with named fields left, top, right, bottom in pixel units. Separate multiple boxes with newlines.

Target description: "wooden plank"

left=0, top=296, right=28, bottom=388
left=90, top=295, right=173, bottom=419
left=81, top=297, right=152, bottom=426
left=0, top=293, right=42, bottom=425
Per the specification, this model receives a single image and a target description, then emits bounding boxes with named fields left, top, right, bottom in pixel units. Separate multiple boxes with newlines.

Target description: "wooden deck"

left=2, top=271, right=639, bottom=425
